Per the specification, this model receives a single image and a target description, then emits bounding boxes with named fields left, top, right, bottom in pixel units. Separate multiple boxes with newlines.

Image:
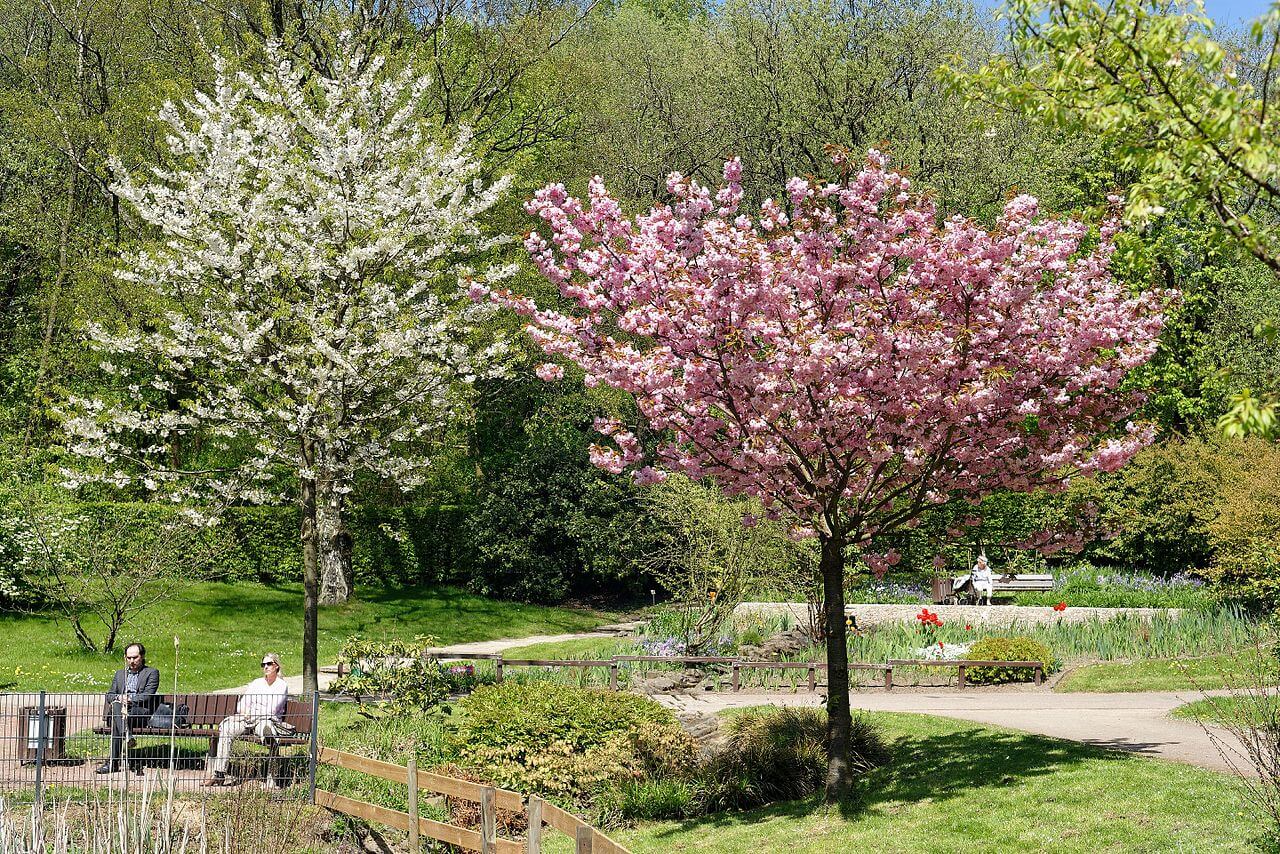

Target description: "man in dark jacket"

left=98, top=642, right=160, bottom=774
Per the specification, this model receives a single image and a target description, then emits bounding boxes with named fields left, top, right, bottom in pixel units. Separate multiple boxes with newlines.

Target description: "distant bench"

left=92, top=693, right=313, bottom=760
left=936, top=573, right=1055, bottom=603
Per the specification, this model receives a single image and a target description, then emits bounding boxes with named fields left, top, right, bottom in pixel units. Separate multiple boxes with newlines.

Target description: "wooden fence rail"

left=886, top=659, right=1045, bottom=687
left=334, top=651, right=1043, bottom=695
left=315, top=746, right=629, bottom=854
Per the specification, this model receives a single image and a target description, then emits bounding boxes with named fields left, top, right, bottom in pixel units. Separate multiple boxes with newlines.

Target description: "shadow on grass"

left=645, top=720, right=1135, bottom=841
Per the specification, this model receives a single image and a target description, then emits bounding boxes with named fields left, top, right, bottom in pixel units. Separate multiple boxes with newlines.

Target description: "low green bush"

left=965, top=636, right=1055, bottom=685
left=450, top=683, right=695, bottom=805
left=697, top=707, right=888, bottom=812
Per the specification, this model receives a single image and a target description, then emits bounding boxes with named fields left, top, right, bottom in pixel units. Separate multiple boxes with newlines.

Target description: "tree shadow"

left=645, top=718, right=1136, bottom=839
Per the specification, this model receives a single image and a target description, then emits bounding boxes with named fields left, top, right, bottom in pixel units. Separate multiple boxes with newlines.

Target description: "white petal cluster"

left=63, top=37, right=512, bottom=502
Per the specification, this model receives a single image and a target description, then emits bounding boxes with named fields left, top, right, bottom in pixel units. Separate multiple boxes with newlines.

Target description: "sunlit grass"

left=0, top=581, right=614, bottom=692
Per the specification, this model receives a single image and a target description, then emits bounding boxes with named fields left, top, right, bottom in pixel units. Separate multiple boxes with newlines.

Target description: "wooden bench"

left=93, top=693, right=313, bottom=766
left=887, top=658, right=1045, bottom=687
left=941, top=573, right=1055, bottom=603
left=992, top=574, right=1056, bottom=593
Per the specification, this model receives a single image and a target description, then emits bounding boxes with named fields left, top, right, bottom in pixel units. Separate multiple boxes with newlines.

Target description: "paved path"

left=231, top=629, right=622, bottom=695
left=658, top=688, right=1241, bottom=773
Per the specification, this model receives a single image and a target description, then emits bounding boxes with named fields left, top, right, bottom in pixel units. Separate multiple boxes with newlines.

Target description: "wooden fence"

left=315, top=746, right=629, bottom=854
left=336, top=652, right=1046, bottom=693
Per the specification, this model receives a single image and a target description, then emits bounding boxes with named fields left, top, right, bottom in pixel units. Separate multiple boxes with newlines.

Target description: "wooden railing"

left=413, top=652, right=898, bottom=692
left=315, top=746, right=628, bottom=854
left=336, top=652, right=1042, bottom=693
left=886, top=659, right=1045, bottom=687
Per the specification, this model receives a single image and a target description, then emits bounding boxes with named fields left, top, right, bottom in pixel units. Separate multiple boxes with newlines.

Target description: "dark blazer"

left=105, top=666, right=161, bottom=718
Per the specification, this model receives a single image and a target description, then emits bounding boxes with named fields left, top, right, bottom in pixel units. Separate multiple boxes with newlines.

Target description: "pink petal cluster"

left=498, top=152, right=1173, bottom=543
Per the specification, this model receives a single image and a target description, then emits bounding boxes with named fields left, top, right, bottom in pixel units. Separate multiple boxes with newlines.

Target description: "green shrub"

left=449, top=683, right=695, bottom=805
left=1206, top=440, right=1280, bottom=608
left=697, top=707, right=888, bottom=812
left=966, top=636, right=1055, bottom=685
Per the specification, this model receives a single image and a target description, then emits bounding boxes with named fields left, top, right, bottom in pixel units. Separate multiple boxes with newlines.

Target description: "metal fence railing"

left=0, top=691, right=318, bottom=803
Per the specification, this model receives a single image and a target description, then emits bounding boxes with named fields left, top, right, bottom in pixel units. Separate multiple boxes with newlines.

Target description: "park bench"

left=93, top=693, right=313, bottom=767
left=935, top=573, right=1055, bottom=604
left=886, top=658, right=1045, bottom=687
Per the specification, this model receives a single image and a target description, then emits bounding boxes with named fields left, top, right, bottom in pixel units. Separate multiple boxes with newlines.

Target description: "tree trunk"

left=300, top=462, right=320, bottom=695
left=317, top=476, right=353, bottom=605
left=820, top=533, right=854, bottom=802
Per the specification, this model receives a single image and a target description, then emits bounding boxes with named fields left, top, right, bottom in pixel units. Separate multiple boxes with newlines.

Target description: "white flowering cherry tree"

left=61, top=43, right=513, bottom=691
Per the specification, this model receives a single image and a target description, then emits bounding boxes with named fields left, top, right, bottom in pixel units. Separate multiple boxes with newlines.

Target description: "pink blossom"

left=534, top=363, right=564, bottom=381
left=500, top=151, right=1169, bottom=744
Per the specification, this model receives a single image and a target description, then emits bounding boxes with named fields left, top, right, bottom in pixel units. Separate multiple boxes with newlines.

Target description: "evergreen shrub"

left=965, top=636, right=1055, bottom=685
left=450, top=683, right=695, bottom=804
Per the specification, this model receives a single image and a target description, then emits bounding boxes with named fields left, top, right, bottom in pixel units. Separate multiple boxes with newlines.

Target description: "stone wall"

left=735, top=602, right=1182, bottom=629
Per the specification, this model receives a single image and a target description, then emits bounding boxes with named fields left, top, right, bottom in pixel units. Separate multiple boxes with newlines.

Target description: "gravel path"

left=657, top=687, right=1240, bottom=773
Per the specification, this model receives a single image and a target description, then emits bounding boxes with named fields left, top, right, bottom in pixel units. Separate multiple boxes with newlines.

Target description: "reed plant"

left=0, top=781, right=320, bottom=854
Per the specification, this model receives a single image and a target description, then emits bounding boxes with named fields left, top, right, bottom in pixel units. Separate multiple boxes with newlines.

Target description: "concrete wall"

left=735, top=602, right=1182, bottom=629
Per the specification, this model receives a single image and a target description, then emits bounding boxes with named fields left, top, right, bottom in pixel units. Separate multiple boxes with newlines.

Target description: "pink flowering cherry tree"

left=487, top=151, right=1171, bottom=799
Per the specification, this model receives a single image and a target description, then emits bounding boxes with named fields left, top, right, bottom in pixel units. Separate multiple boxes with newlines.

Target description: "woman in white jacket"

left=971, top=552, right=994, bottom=606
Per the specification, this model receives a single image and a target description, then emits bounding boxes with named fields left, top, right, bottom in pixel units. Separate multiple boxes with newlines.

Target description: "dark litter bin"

left=18, top=705, right=67, bottom=763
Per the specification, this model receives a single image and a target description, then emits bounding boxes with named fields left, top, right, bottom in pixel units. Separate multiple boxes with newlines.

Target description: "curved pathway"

left=234, top=624, right=1245, bottom=777
left=255, top=629, right=626, bottom=694
left=658, top=687, right=1242, bottom=773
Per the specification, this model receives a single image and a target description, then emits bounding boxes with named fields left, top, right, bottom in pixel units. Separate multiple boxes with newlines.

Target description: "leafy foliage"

left=450, top=683, right=696, bottom=804
left=464, top=377, right=659, bottom=602
left=965, top=636, right=1056, bottom=685
left=329, top=636, right=452, bottom=717
left=1206, top=440, right=1280, bottom=608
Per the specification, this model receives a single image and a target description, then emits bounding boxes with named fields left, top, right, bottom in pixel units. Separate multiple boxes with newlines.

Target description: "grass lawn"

left=1055, top=653, right=1244, bottom=693
left=500, top=636, right=637, bottom=659
left=1174, top=695, right=1280, bottom=727
left=587, top=712, right=1257, bottom=853
left=0, top=581, right=613, bottom=692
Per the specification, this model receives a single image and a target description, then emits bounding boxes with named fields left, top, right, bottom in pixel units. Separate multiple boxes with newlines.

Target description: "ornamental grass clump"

left=697, top=707, right=889, bottom=812
left=965, top=636, right=1055, bottom=685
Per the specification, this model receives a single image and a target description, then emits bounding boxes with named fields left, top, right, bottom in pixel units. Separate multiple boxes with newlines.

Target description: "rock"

left=750, top=626, right=817, bottom=660
left=675, top=711, right=724, bottom=756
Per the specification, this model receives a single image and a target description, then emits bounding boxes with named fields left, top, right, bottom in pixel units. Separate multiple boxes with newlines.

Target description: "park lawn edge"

left=594, top=710, right=1257, bottom=853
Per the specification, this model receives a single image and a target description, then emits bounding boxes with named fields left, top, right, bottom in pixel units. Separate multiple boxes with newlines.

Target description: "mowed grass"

left=500, top=636, right=636, bottom=659
left=580, top=712, right=1255, bottom=853
left=0, top=581, right=613, bottom=692
left=1174, top=695, right=1280, bottom=727
left=1056, top=652, right=1265, bottom=693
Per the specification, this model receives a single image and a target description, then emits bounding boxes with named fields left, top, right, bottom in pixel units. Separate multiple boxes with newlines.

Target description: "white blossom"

left=62, top=38, right=512, bottom=531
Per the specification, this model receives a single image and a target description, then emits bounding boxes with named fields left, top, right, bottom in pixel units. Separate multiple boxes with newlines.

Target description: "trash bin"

left=930, top=577, right=954, bottom=605
left=18, top=705, right=67, bottom=763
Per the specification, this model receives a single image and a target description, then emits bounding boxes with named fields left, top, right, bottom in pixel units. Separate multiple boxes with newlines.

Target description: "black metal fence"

left=0, top=691, right=319, bottom=803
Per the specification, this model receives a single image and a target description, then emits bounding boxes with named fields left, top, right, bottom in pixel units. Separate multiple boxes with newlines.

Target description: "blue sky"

left=1201, top=0, right=1272, bottom=25
left=975, top=0, right=1273, bottom=27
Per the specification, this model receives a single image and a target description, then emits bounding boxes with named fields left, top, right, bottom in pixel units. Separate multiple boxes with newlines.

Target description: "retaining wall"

left=735, top=602, right=1182, bottom=629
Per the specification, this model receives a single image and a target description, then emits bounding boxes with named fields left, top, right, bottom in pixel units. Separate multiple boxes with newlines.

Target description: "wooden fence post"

left=884, top=666, right=893, bottom=691
left=957, top=665, right=967, bottom=688
left=407, top=751, right=420, bottom=854
left=525, top=796, right=543, bottom=854
left=495, top=660, right=504, bottom=683
left=481, top=786, right=497, bottom=854
left=609, top=662, right=618, bottom=691
left=731, top=663, right=740, bottom=692
left=807, top=665, right=816, bottom=692
left=575, top=825, right=593, bottom=854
